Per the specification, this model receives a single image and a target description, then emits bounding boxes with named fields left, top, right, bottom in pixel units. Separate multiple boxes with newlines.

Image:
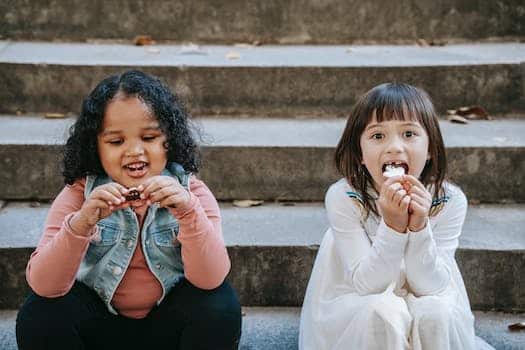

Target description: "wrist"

left=409, top=218, right=427, bottom=232
left=384, top=220, right=407, bottom=234
left=69, top=212, right=95, bottom=236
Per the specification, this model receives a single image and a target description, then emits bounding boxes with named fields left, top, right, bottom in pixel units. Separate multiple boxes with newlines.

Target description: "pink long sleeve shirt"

left=26, top=176, right=230, bottom=318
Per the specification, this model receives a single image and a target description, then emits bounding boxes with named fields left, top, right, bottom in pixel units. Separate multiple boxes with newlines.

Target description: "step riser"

left=1, top=64, right=524, bottom=115
left=1, top=0, right=524, bottom=43
left=1, top=247, right=523, bottom=311
left=1, top=146, right=523, bottom=202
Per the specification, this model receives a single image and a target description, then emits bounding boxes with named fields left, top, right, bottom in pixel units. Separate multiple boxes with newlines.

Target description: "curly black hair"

left=63, top=70, right=200, bottom=185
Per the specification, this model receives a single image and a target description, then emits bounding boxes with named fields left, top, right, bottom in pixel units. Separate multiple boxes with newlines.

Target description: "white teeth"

left=383, top=164, right=405, bottom=177
left=126, top=162, right=146, bottom=170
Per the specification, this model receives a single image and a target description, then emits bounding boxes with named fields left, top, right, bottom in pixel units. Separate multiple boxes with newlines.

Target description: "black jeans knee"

left=148, top=279, right=242, bottom=350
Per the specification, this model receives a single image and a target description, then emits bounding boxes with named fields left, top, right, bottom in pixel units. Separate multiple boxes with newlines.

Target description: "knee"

left=16, top=293, right=74, bottom=345
left=364, top=295, right=411, bottom=331
left=412, top=298, right=457, bottom=331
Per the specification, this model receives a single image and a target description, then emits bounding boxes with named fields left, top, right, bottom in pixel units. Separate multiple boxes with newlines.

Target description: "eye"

left=143, top=135, right=157, bottom=141
left=371, top=133, right=384, bottom=140
left=404, top=130, right=416, bottom=138
left=107, top=139, right=123, bottom=145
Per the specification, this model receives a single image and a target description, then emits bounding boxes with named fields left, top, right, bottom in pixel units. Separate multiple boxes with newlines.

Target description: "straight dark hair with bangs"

left=334, top=83, right=447, bottom=217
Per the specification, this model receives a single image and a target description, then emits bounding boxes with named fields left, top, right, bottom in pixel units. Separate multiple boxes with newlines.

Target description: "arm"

left=170, top=177, right=230, bottom=289
left=325, top=182, right=408, bottom=295
left=26, top=181, right=95, bottom=297
left=405, top=185, right=467, bottom=296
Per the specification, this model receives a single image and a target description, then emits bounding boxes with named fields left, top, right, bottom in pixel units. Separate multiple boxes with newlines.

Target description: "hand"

left=138, top=176, right=191, bottom=209
left=403, top=175, right=432, bottom=232
left=378, top=176, right=411, bottom=233
left=71, top=182, right=130, bottom=235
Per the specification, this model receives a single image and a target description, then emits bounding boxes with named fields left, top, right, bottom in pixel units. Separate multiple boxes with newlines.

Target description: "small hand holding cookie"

left=138, top=175, right=191, bottom=209
left=403, top=175, right=432, bottom=232
left=378, top=175, right=411, bottom=233
left=71, top=182, right=129, bottom=235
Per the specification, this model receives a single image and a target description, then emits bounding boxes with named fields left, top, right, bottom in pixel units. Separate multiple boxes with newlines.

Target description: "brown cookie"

left=125, top=189, right=141, bottom=201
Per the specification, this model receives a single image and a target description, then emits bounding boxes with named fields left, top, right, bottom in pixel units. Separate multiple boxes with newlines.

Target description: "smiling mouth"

left=125, top=161, right=147, bottom=170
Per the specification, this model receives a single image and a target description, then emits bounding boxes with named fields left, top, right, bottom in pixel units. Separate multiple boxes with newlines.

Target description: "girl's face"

left=97, top=97, right=168, bottom=188
left=360, top=114, right=430, bottom=191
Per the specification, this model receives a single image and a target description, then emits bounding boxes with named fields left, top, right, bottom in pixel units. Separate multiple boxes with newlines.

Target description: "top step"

left=1, top=0, right=524, bottom=44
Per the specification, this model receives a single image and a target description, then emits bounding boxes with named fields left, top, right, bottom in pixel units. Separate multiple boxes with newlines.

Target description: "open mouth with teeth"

left=382, top=162, right=409, bottom=177
left=124, top=161, right=149, bottom=177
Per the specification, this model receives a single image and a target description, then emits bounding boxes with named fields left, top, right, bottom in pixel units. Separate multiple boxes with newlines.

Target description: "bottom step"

left=1, top=308, right=523, bottom=349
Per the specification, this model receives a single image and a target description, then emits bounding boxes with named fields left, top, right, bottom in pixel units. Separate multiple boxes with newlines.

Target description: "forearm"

left=171, top=193, right=230, bottom=289
left=351, top=220, right=408, bottom=295
left=405, top=226, right=451, bottom=295
left=26, top=213, right=93, bottom=297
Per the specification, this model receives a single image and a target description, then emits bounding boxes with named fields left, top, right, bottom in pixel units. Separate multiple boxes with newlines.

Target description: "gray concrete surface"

left=1, top=0, right=524, bottom=43
left=0, top=116, right=523, bottom=202
left=1, top=202, right=523, bottom=310
left=1, top=43, right=524, bottom=115
left=0, top=308, right=522, bottom=350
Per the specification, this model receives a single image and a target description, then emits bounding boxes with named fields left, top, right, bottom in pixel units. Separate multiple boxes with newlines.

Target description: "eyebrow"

left=100, top=125, right=162, bottom=136
left=364, top=121, right=421, bottom=131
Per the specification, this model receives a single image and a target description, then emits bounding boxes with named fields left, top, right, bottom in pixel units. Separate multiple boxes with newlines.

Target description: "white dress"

left=299, top=179, right=483, bottom=350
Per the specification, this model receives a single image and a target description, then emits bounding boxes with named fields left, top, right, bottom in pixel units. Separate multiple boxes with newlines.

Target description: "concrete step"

left=0, top=308, right=523, bottom=349
left=1, top=42, right=524, bottom=115
left=0, top=116, right=524, bottom=202
left=1, top=0, right=524, bottom=44
left=1, top=202, right=524, bottom=311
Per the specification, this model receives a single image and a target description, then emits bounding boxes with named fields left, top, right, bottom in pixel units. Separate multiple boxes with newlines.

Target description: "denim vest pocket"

left=85, top=224, right=121, bottom=262
left=152, top=224, right=179, bottom=247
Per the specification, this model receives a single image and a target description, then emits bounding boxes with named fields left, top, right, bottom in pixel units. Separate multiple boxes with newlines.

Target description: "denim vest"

left=77, top=163, right=190, bottom=314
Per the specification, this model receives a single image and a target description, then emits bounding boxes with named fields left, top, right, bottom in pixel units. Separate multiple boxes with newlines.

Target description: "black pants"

left=16, top=279, right=242, bottom=350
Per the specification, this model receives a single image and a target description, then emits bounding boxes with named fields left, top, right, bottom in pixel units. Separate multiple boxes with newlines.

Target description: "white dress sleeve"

left=404, top=184, right=467, bottom=296
left=325, top=181, right=409, bottom=295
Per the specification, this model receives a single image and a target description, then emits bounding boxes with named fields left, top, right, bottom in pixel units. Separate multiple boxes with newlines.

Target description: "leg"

left=16, top=281, right=133, bottom=350
left=330, top=292, right=412, bottom=350
left=406, top=294, right=475, bottom=350
left=148, top=279, right=242, bottom=350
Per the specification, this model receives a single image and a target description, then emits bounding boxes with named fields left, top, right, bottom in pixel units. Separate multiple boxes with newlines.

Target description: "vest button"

left=155, top=263, right=162, bottom=270
left=127, top=240, right=134, bottom=248
left=112, top=266, right=123, bottom=275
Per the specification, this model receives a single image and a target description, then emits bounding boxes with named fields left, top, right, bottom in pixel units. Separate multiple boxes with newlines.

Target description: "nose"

left=385, top=135, right=404, bottom=154
left=125, top=140, right=144, bottom=156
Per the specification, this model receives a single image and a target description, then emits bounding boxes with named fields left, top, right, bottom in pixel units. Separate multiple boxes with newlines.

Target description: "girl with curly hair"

left=16, top=70, right=241, bottom=350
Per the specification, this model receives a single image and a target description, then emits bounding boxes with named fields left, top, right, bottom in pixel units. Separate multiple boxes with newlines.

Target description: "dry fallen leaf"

left=226, top=51, right=241, bottom=60
left=447, top=115, right=468, bottom=124
left=232, top=199, right=264, bottom=208
left=508, top=322, right=525, bottom=331
left=44, top=113, right=66, bottom=119
left=447, top=106, right=490, bottom=120
left=134, top=35, right=156, bottom=46
left=416, top=38, right=429, bottom=47
left=29, top=202, right=41, bottom=208
left=252, top=40, right=262, bottom=46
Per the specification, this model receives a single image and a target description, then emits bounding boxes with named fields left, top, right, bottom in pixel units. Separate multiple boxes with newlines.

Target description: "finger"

left=393, top=189, right=408, bottom=207
left=403, top=175, right=426, bottom=190
left=409, top=194, right=430, bottom=215
left=141, top=179, right=168, bottom=198
left=408, top=186, right=432, bottom=202
left=149, top=186, right=180, bottom=204
left=400, top=195, right=411, bottom=212
left=90, top=190, right=123, bottom=206
left=385, top=182, right=403, bottom=203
